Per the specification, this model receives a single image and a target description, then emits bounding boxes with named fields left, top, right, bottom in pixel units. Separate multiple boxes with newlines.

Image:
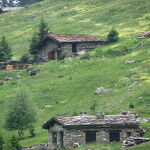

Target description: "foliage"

left=21, top=54, right=30, bottom=63
left=58, top=53, right=67, bottom=60
left=107, top=28, right=119, bottom=43
left=129, top=102, right=134, bottom=109
left=9, top=135, right=22, bottom=150
left=29, top=125, right=36, bottom=137
left=0, top=36, right=12, bottom=62
left=0, top=135, right=4, bottom=150
left=80, top=53, right=91, bottom=60
left=29, top=18, right=49, bottom=56
left=90, top=100, right=96, bottom=115
left=5, top=89, right=36, bottom=139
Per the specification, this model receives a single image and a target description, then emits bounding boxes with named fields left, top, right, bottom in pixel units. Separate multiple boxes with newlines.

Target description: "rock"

left=72, top=143, right=80, bottom=148
left=29, top=70, right=40, bottom=76
left=22, top=144, right=48, bottom=150
left=4, top=76, right=13, bottom=81
left=44, top=105, right=52, bottom=109
left=125, top=60, right=136, bottom=64
left=136, top=117, right=150, bottom=122
left=0, top=80, right=4, bottom=85
left=95, top=87, right=112, bottom=95
left=137, top=31, right=150, bottom=39
left=64, top=6, right=68, bottom=9
left=123, top=137, right=150, bottom=147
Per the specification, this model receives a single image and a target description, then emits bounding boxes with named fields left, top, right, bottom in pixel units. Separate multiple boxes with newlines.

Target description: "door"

left=72, top=44, right=77, bottom=53
left=109, top=130, right=120, bottom=142
left=60, top=132, right=64, bottom=148
left=85, top=131, right=96, bottom=143
left=48, top=51, right=55, bottom=60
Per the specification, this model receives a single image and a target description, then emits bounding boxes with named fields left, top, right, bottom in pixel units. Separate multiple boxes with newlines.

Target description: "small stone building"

left=39, top=34, right=106, bottom=60
left=42, top=113, right=141, bottom=150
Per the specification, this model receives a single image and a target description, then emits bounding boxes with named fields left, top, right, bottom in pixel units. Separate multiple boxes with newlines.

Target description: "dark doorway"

left=85, top=131, right=96, bottom=143
left=60, top=132, right=64, bottom=148
left=109, top=130, right=120, bottom=142
left=48, top=51, right=55, bottom=60
left=72, top=44, right=77, bottom=53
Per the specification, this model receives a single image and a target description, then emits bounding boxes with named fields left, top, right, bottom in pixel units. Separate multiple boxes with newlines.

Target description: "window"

left=127, top=132, right=131, bottom=137
left=52, top=132, right=57, bottom=145
left=85, top=131, right=96, bottom=143
left=109, top=130, right=120, bottom=142
left=58, top=43, right=61, bottom=48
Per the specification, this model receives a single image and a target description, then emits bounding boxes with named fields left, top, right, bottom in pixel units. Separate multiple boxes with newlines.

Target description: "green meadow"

left=0, top=0, right=150, bottom=149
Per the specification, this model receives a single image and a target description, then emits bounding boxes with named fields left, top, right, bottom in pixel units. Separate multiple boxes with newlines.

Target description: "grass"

left=0, top=0, right=150, bottom=149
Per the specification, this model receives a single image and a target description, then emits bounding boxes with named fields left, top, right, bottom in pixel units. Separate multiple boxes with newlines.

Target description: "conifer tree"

left=107, top=27, right=119, bottom=43
left=0, top=36, right=12, bottom=61
left=29, top=18, right=49, bottom=57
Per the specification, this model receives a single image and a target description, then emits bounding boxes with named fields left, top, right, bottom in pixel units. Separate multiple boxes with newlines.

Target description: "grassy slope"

left=0, top=0, right=150, bottom=149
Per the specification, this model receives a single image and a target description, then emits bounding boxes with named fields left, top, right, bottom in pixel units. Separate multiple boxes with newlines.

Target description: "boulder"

left=4, top=76, right=13, bottom=81
left=0, top=80, right=4, bottom=85
left=29, top=70, right=40, bottom=76
left=95, top=87, right=112, bottom=95
left=44, top=105, right=52, bottom=109
left=125, top=60, right=136, bottom=64
left=137, top=31, right=150, bottom=39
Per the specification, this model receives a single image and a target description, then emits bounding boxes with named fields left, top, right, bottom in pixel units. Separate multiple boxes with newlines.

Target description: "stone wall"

left=47, top=123, right=141, bottom=150
left=39, top=39, right=104, bottom=60
left=22, top=144, right=48, bottom=150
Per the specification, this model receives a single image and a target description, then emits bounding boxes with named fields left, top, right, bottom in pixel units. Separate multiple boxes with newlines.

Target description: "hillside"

left=0, top=0, right=150, bottom=149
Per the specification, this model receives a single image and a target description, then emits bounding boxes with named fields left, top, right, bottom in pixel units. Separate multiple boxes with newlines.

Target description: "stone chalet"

left=39, top=34, right=106, bottom=61
left=42, top=112, right=142, bottom=150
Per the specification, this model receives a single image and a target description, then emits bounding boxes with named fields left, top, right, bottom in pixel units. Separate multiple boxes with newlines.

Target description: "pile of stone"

left=123, top=137, right=150, bottom=147
left=137, top=31, right=150, bottom=39
left=22, top=144, right=48, bottom=150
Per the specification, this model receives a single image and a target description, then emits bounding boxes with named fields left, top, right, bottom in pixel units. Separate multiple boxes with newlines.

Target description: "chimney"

left=80, top=112, right=87, bottom=116
left=96, top=112, right=105, bottom=119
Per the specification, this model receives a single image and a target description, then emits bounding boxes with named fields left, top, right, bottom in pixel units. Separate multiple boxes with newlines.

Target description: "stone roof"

left=43, top=114, right=139, bottom=129
left=46, top=34, right=105, bottom=43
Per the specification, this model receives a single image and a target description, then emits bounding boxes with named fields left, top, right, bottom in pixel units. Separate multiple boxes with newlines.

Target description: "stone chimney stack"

left=80, top=112, right=87, bottom=116
left=96, top=112, right=105, bottom=119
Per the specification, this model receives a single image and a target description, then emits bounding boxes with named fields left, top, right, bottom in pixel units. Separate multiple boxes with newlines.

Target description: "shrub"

left=107, top=27, right=119, bottom=43
left=21, top=54, right=30, bottom=63
left=29, top=125, right=36, bottom=137
left=0, top=135, right=4, bottom=150
left=80, top=53, right=91, bottom=60
left=9, top=135, right=21, bottom=150
left=129, top=102, right=134, bottom=109
left=58, top=53, right=66, bottom=60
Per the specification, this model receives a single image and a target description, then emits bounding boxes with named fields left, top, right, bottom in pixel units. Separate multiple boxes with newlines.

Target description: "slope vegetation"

left=0, top=0, right=150, bottom=149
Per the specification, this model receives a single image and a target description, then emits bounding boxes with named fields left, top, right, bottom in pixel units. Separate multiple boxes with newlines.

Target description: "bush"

left=80, top=53, right=91, bottom=60
left=107, top=27, right=119, bottom=43
left=129, top=102, right=134, bottom=109
left=9, top=135, right=21, bottom=150
left=58, top=53, right=66, bottom=60
left=21, top=54, right=30, bottom=63
left=29, top=125, right=36, bottom=137
left=0, top=135, right=4, bottom=150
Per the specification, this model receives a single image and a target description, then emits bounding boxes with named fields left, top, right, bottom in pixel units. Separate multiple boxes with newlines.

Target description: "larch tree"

left=5, top=89, right=36, bottom=139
